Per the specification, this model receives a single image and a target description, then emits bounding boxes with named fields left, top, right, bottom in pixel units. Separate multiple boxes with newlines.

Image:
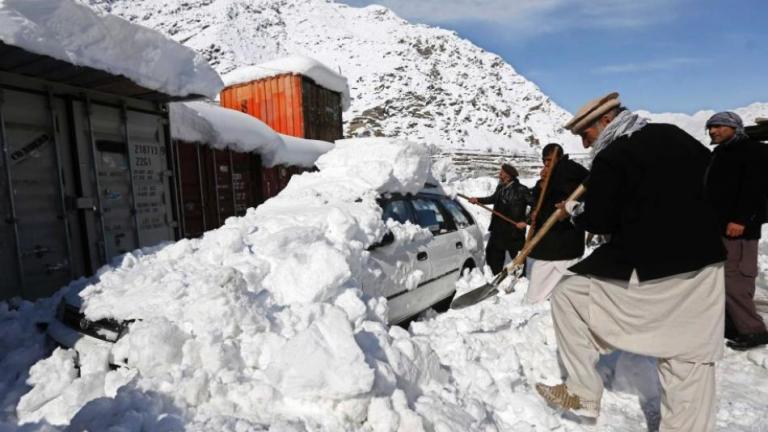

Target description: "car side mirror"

left=368, top=230, right=395, bottom=250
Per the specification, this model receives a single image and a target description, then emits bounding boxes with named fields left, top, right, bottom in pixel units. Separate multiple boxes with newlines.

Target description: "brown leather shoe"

left=535, top=383, right=600, bottom=418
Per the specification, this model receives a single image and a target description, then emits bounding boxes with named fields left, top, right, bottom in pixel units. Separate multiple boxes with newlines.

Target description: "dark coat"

left=478, top=178, right=531, bottom=242
left=528, top=156, right=590, bottom=261
left=705, top=135, right=766, bottom=239
left=570, top=123, right=726, bottom=281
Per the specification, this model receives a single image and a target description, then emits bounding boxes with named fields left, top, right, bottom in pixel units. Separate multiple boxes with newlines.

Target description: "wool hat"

left=705, top=111, right=744, bottom=130
left=564, top=92, right=621, bottom=134
left=501, top=163, right=518, bottom=178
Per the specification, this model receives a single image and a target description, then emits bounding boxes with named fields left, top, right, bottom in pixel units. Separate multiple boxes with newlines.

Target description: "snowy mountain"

left=638, top=102, right=768, bottom=144
left=83, top=0, right=583, bottom=155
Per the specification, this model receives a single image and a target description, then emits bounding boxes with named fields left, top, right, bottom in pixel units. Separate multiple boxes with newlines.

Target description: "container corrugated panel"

left=1, top=75, right=178, bottom=300
left=175, top=141, right=206, bottom=238
left=220, top=73, right=343, bottom=201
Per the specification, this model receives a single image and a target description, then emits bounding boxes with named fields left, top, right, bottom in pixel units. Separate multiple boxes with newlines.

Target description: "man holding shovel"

left=535, top=92, right=726, bottom=431
left=468, top=163, right=531, bottom=275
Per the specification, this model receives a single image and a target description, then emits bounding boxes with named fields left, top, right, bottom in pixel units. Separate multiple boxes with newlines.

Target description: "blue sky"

left=340, top=0, right=767, bottom=114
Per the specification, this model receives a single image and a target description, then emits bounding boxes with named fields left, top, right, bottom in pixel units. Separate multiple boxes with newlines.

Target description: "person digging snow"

left=535, top=92, right=726, bottom=431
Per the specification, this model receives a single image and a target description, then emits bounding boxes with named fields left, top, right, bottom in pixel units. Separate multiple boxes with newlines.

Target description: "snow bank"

left=272, top=134, right=334, bottom=168
left=13, top=138, right=461, bottom=430
left=170, top=102, right=333, bottom=169
left=0, top=0, right=222, bottom=99
left=222, top=55, right=351, bottom=110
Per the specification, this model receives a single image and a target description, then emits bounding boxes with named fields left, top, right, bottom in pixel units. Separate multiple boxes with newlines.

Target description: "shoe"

left=726, top=332, right=768, bottom=351
left=535, top=383, right=600, bottom=418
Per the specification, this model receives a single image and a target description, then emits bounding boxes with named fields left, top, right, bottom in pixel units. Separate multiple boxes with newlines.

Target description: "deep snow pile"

left=2, top=155, right=768, bottom=431
left=0, top=0, right=222, bottom=99
left=169, top=102, right=333, bottom=168
left=223, top=55, right=351, bottom=110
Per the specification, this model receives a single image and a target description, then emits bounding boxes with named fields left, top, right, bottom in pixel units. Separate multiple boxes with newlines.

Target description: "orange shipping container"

left=220, top=74, right=343, bottom=142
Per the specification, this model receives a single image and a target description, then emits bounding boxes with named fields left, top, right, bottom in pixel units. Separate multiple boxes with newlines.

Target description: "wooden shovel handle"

left=508, top=184, right=586, bottom=269
left=457, top=192, right=521, bottom=226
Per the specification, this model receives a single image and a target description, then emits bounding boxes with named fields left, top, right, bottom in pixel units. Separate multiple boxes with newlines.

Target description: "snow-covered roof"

left=169, top=102, right=333, bottom=168
left=0, top=0, right=222, bottom=99
left=274, top=134, right=334, bottom=168
left=222, top=55, right=351, bottom=110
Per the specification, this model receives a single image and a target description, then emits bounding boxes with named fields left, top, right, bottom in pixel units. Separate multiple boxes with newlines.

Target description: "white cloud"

left=342, top=0, right=688, bottom=34
left=593, top=57, right=706, bottom=74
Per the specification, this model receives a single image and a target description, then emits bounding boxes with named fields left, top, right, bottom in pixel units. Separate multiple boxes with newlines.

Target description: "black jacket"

left=478, top=179, right=531, bottom=241
left=570, top=123, right=726, bottom=281
left=529, top=156, right=590, bottom=260
left=705, top=135, right=766, bottom=240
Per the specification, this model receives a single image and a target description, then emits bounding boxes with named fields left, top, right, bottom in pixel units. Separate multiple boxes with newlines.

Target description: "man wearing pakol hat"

left=704, top=111, right=768, bottom=351
left=535, top=92, right=726, bottom=431
left=468, top=163, right=531, bottom=275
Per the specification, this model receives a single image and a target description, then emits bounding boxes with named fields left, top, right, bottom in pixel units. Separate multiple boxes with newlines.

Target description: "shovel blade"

left=450, top=283, right=499, bottom=310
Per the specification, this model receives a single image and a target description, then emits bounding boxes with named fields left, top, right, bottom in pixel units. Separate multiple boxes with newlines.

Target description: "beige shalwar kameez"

left=552, top=264, right=725, bottom=431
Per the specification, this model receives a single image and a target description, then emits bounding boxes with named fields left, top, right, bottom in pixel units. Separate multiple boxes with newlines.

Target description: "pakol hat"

left=564, top=92, right=621, bottom=134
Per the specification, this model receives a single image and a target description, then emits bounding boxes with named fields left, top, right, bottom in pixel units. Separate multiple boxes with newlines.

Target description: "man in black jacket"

left=468, top=164, right=530, bottom=275
left=535, top=92, right=726, bottom=431
left=704, top=111, right=768, bottom=351
left=525, top=143, right=589, bottom=303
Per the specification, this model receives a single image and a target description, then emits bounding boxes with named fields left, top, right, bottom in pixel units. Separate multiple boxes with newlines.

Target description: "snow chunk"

left=317, top=138, right=430, bottom=195
left=0, top=0, right=222, bottom=99
left=222, top=55, right=350, bottom=110
left=274, top=133, right=334, bottom=168
left=169, top=102, right=333, bottom=169
left=266, top=306, right=374, bottom=399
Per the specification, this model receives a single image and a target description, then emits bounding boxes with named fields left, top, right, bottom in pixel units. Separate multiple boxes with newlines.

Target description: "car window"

left=381, top=199, right=414, bottom=224
left=411, top=197, right=451, bottom=234
left=439, top=197, right=473, bottom=229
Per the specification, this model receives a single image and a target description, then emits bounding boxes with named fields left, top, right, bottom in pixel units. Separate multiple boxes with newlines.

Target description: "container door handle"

left=417, top=251, right=428, bottom=261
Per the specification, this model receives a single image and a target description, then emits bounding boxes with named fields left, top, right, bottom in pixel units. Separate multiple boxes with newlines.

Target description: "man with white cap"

left=705, top=111, right=768, bottom=350
left=535, top=92, right=726, bottom=431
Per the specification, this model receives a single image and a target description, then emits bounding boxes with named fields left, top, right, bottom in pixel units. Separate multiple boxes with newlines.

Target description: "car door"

left=368, top=197, right=433, bottom=306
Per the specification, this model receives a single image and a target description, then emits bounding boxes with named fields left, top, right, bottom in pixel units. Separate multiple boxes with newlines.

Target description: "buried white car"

left=47, top=184, right=484, bottom=369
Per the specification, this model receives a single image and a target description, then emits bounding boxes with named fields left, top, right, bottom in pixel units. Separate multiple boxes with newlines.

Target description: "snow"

left=223, top=55, right=351, bottom=110
left=84, top=0, right=582, bottom=155
left=169, top=101, right=333, bottom=168
left=0, top=144, right=767, bottom=431
left=0, top=0, right=222, bottom=99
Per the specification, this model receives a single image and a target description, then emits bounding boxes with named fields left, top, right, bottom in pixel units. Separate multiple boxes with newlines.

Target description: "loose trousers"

left=552, top=265, right=724, bottom=431
left=722, top=238, right=767, bottom=335
left=525, top=258, right=578, bottom=304
left=485, top=236, right=524, bottom=275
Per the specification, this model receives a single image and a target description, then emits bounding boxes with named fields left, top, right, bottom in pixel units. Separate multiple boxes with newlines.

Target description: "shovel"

left=450, top=184, right=586, bottom=309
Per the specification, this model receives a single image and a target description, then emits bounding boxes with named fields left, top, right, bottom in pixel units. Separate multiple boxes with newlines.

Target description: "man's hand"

left=514, top=221, right=527, bottom=230
left=554, top=201, right=569, bottom=221
left=726, top=222, right=745, bottom=238
left=468, top=197, right=479, bottom=204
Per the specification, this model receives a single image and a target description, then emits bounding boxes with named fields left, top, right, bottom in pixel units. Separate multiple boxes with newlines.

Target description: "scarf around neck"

left=590, top=110, right=648, bottom=162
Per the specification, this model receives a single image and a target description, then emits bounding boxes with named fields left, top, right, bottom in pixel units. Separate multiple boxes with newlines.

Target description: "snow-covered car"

left=47, top=185, right=483, bottom=364
left=370, top=185, right=484, bottom=323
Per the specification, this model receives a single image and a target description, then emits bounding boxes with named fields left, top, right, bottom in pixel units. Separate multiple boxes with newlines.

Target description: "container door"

left=126, top=110, right=176, bottom=247
left=212, top=149, right=235, bottom=223
left=176, top=141, right=206, bottom=238
left=0, top=89, right=82, bottom=299
left=231, top=151, right=253, bottom=216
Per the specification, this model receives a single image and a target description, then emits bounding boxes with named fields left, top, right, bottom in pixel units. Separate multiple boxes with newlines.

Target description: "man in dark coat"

left=535, top=92, right=726, bottom=431
left=704, top=111, right=768, bottom=351
left=525, top=143, right=589, bottom=303
left=468, top=164, right=530, bottom=275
